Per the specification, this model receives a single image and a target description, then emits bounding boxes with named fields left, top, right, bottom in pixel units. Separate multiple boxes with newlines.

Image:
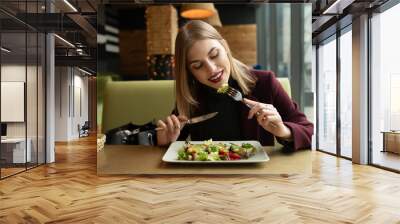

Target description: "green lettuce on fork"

left=217, top=83, right=229, bottom=94
left=177, top=139, right=257, bottom=161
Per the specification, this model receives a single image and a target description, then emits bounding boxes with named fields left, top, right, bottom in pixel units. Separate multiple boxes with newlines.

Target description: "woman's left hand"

left=244, top=98, right=292, bottom=140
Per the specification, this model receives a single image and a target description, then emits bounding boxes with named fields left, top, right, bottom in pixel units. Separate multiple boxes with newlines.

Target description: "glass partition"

left=0, top=1, right=46, bottom=179
left=339, top=28, right=352, bottom=158
left=317, top=35, right=337, bottom=154
left=1, top=29, right=28, bottom=178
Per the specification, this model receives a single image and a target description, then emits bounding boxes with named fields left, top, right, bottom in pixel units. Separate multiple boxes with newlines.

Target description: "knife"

left=155, top=111, right=218, bottom=131
left=129, top=112, right=218, bottom=135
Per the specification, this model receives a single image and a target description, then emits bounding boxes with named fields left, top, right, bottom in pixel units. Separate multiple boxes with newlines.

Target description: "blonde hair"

left=174, top=20, right=256, bottom=117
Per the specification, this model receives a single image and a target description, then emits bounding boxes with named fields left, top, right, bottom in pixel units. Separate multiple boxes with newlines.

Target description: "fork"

left=226, top=86, right=277, bottom=127
left=225, top=86, right=255, bottom=110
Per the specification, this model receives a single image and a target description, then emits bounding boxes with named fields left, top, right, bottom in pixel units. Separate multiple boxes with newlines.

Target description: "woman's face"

left=187, top=39, right=231, bottom=89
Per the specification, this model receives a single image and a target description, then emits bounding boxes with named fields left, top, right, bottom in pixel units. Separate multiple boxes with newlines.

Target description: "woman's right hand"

left=156, top=114, right=188, bottom=146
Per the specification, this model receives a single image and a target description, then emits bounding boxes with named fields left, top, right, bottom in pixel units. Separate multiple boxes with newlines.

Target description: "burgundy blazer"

left=241, top=70, right=313, bottom=150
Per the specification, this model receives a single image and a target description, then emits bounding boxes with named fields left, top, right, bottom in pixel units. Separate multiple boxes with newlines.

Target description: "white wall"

left=1, top=65, right=26, bottom=81
left=1, top=65, right=36, bottom=137
left=55, top=67, right=89, bottom=141
left=1, top=82, right=25, bottom=122
left=55, top=67, right=69, bottom=141
left=1, top=64, right=46, bottom=163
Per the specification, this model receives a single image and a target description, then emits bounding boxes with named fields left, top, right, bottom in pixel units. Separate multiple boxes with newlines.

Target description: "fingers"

left=158, top=115, right=183, bottom=132
left=257, top=114, right=279, bottom=129
left=244, top=100, right=286, bottom=135
left=248, top=102, right=262, bottom=119
left=244, top=100, right=280, bottom=129
left=165, top=116, right=176, bottom=133
left=157, top=119, right=167, bottom=131
left=157, top=115, right=183, bottom=146
left=171, top=115, right=181, bottom=130
left=247, top=103, right=276, bottom=119
left=244, top=98, right=274, bottom=110
left=243, top=98, right=257, bottom=107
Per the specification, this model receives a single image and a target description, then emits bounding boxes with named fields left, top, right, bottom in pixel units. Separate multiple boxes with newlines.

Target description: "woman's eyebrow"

left=189, top=47, right=217, bottom=65
left=208, top=47, right=217, bottom=55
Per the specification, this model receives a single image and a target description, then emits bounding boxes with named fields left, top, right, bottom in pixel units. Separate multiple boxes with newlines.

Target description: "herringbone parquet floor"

left=1, top=135, right=400, bottom=224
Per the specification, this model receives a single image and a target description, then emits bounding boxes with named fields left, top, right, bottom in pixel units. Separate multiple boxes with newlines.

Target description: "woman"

left=156, top=20, right=313, bottom=151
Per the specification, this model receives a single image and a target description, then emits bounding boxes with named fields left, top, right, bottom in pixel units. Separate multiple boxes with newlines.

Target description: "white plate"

left=162, top=141, right=270, bottom=164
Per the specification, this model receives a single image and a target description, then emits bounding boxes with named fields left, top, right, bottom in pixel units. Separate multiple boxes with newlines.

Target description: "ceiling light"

left=322, top=0, right=354, bottom=15
left=78, top=67, right=93, bottom=76
left=63, top=0, right=78, bottom=12
left=1, top=47, right=11, bottom=53
left=54, top=34, right=75, bottom=48
left=181, top=3, right=215, bottom=19
left=75, top=42, right=84, bottom=47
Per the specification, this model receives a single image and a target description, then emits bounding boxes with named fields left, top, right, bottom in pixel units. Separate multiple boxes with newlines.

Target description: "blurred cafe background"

left=0, top=0, right=398, bottom=179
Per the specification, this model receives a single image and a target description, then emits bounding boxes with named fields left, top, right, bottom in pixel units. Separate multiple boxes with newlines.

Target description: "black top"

left=179, top=78, right=243, bottom=141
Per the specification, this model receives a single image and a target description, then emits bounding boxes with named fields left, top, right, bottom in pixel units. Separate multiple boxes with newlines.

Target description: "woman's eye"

left=210, top=52, right=219, bottom=59
left=193, top=63, right=202, bottom=69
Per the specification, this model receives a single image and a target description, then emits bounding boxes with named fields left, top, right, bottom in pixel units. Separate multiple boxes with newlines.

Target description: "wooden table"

left=97, top=145, right=312, bottom=175
left=381, top=131, right=400, bottom=154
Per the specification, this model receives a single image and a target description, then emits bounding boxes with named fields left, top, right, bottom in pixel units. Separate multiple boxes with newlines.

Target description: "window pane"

left=303, top=5, right=314, bottom=128
left=318, top=37, right=337, bottom=154
left=340, top=29, right=352, bottom=158
left=371, top=3, right=400, bottom=171
left=278, top=4, right=291, bottom=77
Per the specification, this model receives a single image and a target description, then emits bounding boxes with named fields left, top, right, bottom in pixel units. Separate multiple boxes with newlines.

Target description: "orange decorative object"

left=180, top=3, right=215, bottom=19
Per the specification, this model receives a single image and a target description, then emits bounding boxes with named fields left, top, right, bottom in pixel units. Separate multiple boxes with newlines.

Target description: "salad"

left=217, top=83, right=229, bottom=94
left=177, top=139, right=257, bottom=161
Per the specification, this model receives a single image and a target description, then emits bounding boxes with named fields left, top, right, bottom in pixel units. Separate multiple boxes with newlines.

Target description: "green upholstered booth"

left=102, top=80, right=175, bottom=133
left=277, top=78, right=291, bottom=99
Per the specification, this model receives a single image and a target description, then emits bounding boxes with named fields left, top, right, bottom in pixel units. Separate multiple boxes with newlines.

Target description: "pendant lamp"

left=180, top=3, right=215, bottom=19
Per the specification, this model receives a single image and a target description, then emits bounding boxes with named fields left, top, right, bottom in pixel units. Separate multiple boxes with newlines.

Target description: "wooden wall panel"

left=119, top=30, right=147, bottom=77
left=216, top=24, right=257, bottom=66
left=88, top=77, right=97, bottom=132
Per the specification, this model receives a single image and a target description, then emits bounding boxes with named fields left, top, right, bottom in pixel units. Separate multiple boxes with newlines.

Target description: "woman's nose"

left=204, top=60, right=217, bottom=73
